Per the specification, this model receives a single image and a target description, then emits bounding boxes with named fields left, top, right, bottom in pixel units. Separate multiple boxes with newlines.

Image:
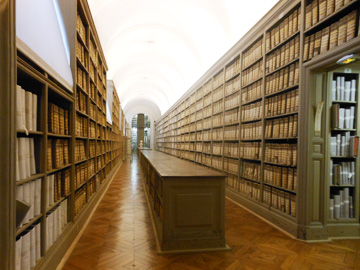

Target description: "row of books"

left=76, top=115, right=88, bottom=137
left=76, top=89, right=87, bottom=114
left=77, top=66, right=88, bottom=91
left=202, top=130, right=212, bottom=141
left=212, top=114, right=223, bottom=127
left=16, top=85, right=38, bottom=132
left=240, top=142, right=262, bottom=160
left=203, top=105, right=212, bottom=118
left=89, top=158, right=96, bottom=177
left=76, top=14, right=86, bottom=44
left=89, top=39, right=97, bottom=66
left=204, top=93, right=212, bottom=107
left=241, top=101, right=262, bottom=122
left=213, top=87, right=224, bottom=102
left=329, top=188, right=354, bottom=219
left=90, top=83, right=96, bottom=100
left=48, top=103, right=69, bottom=135
left=47, top=170, right=70, bottom=206
left=97, top=108, right=106, bottom=126
left=225, top=108, right=240, bottom=125
left=264, top=143, right=297, bottom=166
left=90, top=121, right=96, bottom=138
left=225, top=125, right=239, bottom=140
left=303, top=11, right=358, bottom=62
left=265, top=62, right=299, bottom=95
left=196, top=100, right=203, bottom=111
left=224, top=142, right=239, bottom=157
left=331, top=104, right=355, bottom=129
left=330, top=132, right=359, bottom=156
left=202, top=143, right=211, bottom=154
left=180, top=143, right=195, bottom=151
left=265, top=35, right=300, bottom=74
left=213, top=70, right=224, bottom=90
left=75, top=188, right=86, bottom=216
left=238, top=178, right=261, bottom=201
left=88, top=177, right=98, bottom=198
left=241, top=80, right=262, bottom=104
left=212, top=156, right=222, bottom=170
left=330, top=161, right=356, bottom=186
left=241, top=121, right=262, bottom=140
left=305, top=0, right=355, bottom=30
left=203, top=80, right=212, bottom=96
left=45, top=200, right=68, bottom=251
left=225, top=58, right=240, bottom=81
left=225, top=92, right=240, bottom=110
left=75, top=139, right=86, bottom=162
left=263, top=186, right=296, bottom=217
left=76, top=39, right=88, bottom=70
left=181, top=133, right=196, bottom=142
left=47, top=139, right=70, bottom=170
left=16, top=223, right=41, bottom=270
left=225, top=76, right=241, bottom=97
left=90, top=140, right=96, bottom=157
left=264, top=165, right=297, bottom=191
left=331, top=77, right=357, bottom=102
left=75, top=163, right=88, bottom=189
left=241, top=60, right=263, bottom=87
left=240, top=161, right=261, bottom=181
left=16, top=179, right=41, bottom=225
left=16, top=137, right=37, bottom=181
left=89, top=61, right=95, bottom=81
left=224, top=157, right=239, bottom=174
left=265, top=89, right=299, bottom=117
left=265, top=114, right=298, bottom=138
left=242, top=38, right=263, bottom=70
left=97, top=155, right=105, bottom=170
left=266, top=7, right=301, bottom=52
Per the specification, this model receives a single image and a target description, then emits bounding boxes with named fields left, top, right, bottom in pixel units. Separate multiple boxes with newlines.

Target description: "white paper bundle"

left=21, top=232, right=30, bottom=270
left=16, top=237, right=22, bottom=270
left=30, top=229, right=36, bottom=267
left=35, top=224, right=41, bottom=261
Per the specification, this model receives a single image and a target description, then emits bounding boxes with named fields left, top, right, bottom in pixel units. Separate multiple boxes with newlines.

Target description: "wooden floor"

left=63, top=156, right=360, bottom=270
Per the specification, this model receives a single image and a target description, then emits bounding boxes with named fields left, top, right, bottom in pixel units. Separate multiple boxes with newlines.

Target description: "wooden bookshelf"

left=155, top=0, right=360, bottom=240
left=6, top=1, right=128, bottom=269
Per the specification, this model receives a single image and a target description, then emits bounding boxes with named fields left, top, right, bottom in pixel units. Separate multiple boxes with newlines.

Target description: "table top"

left=140, top=150, right=226, bottom=178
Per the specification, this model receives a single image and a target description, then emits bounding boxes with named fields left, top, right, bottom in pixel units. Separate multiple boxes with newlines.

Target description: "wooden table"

left=139, top=150, right=229, bottom=253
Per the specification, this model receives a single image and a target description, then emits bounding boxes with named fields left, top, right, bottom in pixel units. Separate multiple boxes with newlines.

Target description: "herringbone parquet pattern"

left=63, top=157, right=360, bottom=270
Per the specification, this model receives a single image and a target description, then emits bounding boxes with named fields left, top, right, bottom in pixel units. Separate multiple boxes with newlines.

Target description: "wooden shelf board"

left=16, top=173, right=45, bottom=186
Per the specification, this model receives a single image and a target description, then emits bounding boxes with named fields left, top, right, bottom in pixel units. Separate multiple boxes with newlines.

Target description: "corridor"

left=63, top=157, right=360, bottom=270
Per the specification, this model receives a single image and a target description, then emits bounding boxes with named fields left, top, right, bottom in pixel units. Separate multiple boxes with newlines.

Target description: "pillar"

left=137, top=113, right=144, bottom=147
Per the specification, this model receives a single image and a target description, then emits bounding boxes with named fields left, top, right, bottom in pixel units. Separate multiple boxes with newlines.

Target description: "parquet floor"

left=63, top=156, right=360, bottom=270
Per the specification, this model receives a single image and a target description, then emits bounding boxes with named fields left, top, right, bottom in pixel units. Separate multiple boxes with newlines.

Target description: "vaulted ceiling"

left=88, top=0, right=279, bottom=122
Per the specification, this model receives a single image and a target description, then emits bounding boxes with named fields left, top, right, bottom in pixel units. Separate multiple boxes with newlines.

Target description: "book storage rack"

left=155, top=0, right=360, bottom=240
left=8, top=0, right=126, bottom=269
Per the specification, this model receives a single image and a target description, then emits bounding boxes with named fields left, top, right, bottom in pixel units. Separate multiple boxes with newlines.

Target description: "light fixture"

left=337, top=54, right=360, bottom=65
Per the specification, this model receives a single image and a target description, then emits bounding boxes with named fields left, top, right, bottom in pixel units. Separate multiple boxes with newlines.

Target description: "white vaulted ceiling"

left=88, top=0, right=279, bottom=122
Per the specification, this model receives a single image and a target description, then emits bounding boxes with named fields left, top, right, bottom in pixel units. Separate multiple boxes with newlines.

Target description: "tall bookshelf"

left=155, top=0, right=360, bottom=240
left=9, top=1, right=127, bottom=269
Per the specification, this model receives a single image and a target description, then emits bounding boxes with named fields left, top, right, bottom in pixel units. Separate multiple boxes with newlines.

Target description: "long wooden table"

left=139, top=150, right=229, bottom=253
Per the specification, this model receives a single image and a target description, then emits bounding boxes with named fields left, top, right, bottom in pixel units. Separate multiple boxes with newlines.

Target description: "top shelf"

left=304, top=0, right=359, bottom=35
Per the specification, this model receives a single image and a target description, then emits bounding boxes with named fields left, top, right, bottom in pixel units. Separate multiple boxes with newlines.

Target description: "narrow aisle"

left=63, top=157, right=360, bottom=270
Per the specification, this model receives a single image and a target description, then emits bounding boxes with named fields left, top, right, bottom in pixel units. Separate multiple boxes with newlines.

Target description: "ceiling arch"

left=88, top=0, right=279, bottom=121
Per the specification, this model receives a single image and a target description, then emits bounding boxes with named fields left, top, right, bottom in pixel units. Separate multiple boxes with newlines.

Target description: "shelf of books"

left=327, top=69, right=359, bottom=228
left=16, top=54, right=73, bottom=269
left=13, top=1, right=126, bottom=269
left=155, top=0, right=360, bottom=239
